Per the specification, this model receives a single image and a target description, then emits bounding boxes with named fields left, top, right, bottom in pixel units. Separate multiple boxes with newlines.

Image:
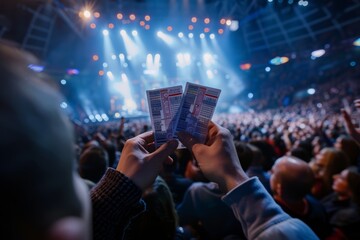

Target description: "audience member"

left=321, top=168, right=360, bottom=239
left=78, top=145, right=109, bottom=185
left=124, top=176, right=184, bottom=240
left=159, top=151, right=194, bottom=207
left=310, top=147, right=350, bottom=200
left=270, top=156, right=331, bottom=238
left=177, top=121, right=319, bottom=239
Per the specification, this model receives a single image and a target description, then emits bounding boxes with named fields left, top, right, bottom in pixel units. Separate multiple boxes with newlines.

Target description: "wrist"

left=224, top=171, right=249, bottom=193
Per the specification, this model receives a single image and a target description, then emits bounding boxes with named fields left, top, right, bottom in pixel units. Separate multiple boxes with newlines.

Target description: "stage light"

left=117, top=13, right=123, bottom=20
left=204, top=18, right=210, bottom=24
left=92, top=54, right=99, bottom=61
left=114, top=112, right=121, bottom=118
left=94, top=12, right=100, bottom=18
left=145, top=25, right=150, bottom=30
left=83, top=10, right=91, bottom=19
left=120, top=29, right=126, bottom=36
left=129, top=14, right=136, bottom=20
left=145, top=15, right=151, bottom=21
left=240, top=63, right=251, bottom=70
left=90, top=23, right=96, bottom=29
left=226, top=19, right=232, bottom=26
left=218, top=29, right=224, bottom=34
left=229, top=20, right=239, bottom=31
left=95, top=114, right=102, bottom=122
left=188, top=33, right=194, bottom=38
left=200, top=33, right=205, bottom=39
left=157, top=31, right=174, bottom=45
left=101, top=114, right=109, bottom=121
left=108, top=23, right=114, bottom=29
left=220, top=18, right=226, bottom=25
left=124, top=99, right=137, bottom=112
left=102, top=29, right=109, bottom=36
left=307, top=88, right=316, bottom=95
left=132, top=30, right=138, bottom=36
left=67, top=69, right=79, bottom=75
left=111, top=54, right=117, bottom=60
left=98, top=70, right=104, bottom=76
left=311, top=49, right=325, bottom=58
left=350, top=61, right=356, bottom=67
left=176, top=53, right=191, bottom=68
left=60, top=102, right=68, bottom=109
left=270, top=56, right=289, bottom=65
left=28, top=64, right=44, bottom=72
left=248, top=93, right=254, bottom=99
left=203, top=53, right=214, bottom=66
left=265, top=67, right=271, bottom=72
left=353, top=37, right=360, bottom=46
left=209, top=33, right=215, bottom=39
left=107, top=71, right=114, bottom=81
left=60, top=79, right=67, bottom=85
left=188, top=25, right=194, bottom=30
left=204, top=28, right=210, bottom=33
left=167, top=26, right=173, bottom=32
left=191, top=17, right=197, bottom=23
left=140, top=21, right=145, bottom=26
left=103, top=62, right=108, bottom=68
left=178, top=32, right=184, bottom=38
left=119, top=53, right=125, bottom=61
left=206, top=69, right=214, bottom=79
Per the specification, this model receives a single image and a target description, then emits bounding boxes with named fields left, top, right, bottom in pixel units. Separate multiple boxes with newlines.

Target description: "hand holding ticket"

left=147, top=82, right=221, bottom=147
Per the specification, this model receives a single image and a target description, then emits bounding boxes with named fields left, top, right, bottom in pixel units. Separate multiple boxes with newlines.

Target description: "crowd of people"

left=1, top=39, right=360, bottom=240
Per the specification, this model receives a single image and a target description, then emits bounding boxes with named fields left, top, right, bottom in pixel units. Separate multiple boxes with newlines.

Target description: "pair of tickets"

left=146, top=82, right=221, bottom=147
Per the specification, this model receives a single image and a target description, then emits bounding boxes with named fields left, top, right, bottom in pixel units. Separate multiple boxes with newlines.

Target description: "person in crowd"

left=177, top=121, right=319, bottom=239
left=244, top=143, right=272, bottom=193
left=321, top=168, right=360, bottom=239
left=78, top=145, right=109, bottom=187
left=269, top=156, right=331, bottom=238
left=310, top=147, right=350, bottom=200
left=159, top=151, right=194, bottom=207
left=334, top=135, right=360, bottom=169
left=176, top=143, right=253, bottom=239
left=124, top=176, right=185, bottom=240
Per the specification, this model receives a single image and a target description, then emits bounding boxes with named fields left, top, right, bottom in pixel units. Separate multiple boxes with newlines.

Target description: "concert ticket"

left=146, top=85, right=183, bottom=147
left=175, top=82, right=221, bottom=143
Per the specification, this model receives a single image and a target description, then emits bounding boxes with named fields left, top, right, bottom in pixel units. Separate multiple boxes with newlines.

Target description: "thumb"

left=149, top=139, right=178, bottom=163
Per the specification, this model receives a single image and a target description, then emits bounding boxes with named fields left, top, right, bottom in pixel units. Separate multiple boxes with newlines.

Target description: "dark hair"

left=347, top=169, right=360, bottom=207
left=249, top=140, right=277, bottom=171
left=78, top=146, right=109, bottom=183
left=290, top=147, right=312, bottom=163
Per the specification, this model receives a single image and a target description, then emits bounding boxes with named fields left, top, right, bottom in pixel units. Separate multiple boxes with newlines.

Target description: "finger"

left=177, top=131, right=201, bottom=150
left=137, top=131, right=155, bottom=144
left=146, top=142, right=156, bottom=153
left=148, top=139, right=178, bottom=162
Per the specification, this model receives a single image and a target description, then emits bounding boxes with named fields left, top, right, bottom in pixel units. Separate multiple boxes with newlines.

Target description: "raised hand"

left=178, top=121, right=248, bottom=193
left=116, top=131, right=178, bottom=191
